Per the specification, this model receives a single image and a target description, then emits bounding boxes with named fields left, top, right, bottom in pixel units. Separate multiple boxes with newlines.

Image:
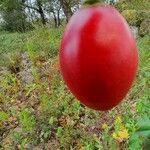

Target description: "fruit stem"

left=83, top=0, right=101, bottom=5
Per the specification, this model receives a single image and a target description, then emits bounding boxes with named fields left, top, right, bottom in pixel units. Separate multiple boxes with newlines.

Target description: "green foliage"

left=122, top=10, right=138, bottom=26
left=83, top=0, right=103, bottom=5
left=81, top=133, right=103, bottom=150
left=0, top=32, right=26, bottom=54
left=0, top=0, right=32, bottom=32
left=121, top=10, right=150, bottom=27
left=0, top=28, right=150, bottom=149
left=27, top=27, right=63, bottom=61
left=139, top=19, right=150, bottom=37
left=56, top=126, right=76, bottom=149
left=0, top=27, right=63, bottom=67
left=129, top=118, right=150, bottom=150
left=0, top=112, right=9, bottom=122
left=0, top=31, right=27, bottom=66
left=121, top=9, right=150, bottom=37
left=116, top=0, right=150, bottom=11
left=19, top=108, right=36, bottom=132
left=128, top=36, right=150, bottom=149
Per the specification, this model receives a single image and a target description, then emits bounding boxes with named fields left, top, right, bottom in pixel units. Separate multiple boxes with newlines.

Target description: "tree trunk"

left=37, top=0, right=46, bottom=25
left=59, top=0, right=73, bottom=22
left=52, top=11, right=58, bottom=28
left=27, top=0, right=34, bottom=22
left=57, top=10, right=61, bottom=26
left=20, top=0, right=27, bottom=32
left=57, top=4, right=61, bottom=26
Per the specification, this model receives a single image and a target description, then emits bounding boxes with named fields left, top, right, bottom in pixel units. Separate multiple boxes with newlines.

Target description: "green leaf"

left=0, top=111, right=9, bottom=121
left=138, top=118, right=150, bottom=131
left=143, top=139, right=150, bottom=150
left=136, top=130, right=150, bottom=138
left=83, top=0, right=101, bottom=5
left=129, top=134, right=144, bottom=150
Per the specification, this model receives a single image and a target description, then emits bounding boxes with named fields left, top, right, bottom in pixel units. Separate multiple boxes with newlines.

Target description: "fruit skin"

left=59, top=5, right=138, bottom=111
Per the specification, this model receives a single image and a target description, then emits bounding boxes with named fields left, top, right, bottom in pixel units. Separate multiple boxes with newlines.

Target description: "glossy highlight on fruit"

left=59, top=5, right=138, bottom=111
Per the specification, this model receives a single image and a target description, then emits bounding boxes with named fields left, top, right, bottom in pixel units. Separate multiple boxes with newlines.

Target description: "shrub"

left=121, top=10, right=150, bottom=27
left=139, top=19, right=150, bottom=37
left=116, top=0, right=150, bottom=11
left=121, top=10, right=138, bottom=26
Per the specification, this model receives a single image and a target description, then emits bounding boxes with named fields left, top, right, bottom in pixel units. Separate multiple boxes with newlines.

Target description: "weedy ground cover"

left=0, top=27, right=149, bottom=149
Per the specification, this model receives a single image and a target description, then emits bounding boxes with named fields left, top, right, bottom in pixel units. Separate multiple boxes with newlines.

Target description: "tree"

left=44, top=0, right=62, bottom=27
left=0, top=0, right=30, bottom=32
left=0, top=0, right=83, bottom=30
left=23, top=0, right=47, bottom=25
left=59, top=0, right=80, bottom=22
left=116, top=0, right=150, bottom=11
left=36, top=0, right=46, bottom=25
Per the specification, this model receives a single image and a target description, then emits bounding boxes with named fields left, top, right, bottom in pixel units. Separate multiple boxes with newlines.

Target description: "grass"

left=0, top=27, right=150, bottom=149
left=0, top=27, right=63, bottom=67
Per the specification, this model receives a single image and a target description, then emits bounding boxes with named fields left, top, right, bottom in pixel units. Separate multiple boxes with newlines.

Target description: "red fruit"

left=59, top=5, right=138, bottom=111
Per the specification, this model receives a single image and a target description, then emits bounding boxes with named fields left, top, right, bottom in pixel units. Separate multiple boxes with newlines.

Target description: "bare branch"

left=23, top=3, right=40, bottom=12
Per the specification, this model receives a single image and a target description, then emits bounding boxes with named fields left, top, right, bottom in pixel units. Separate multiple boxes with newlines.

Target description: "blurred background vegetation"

left=0, top=0, right=150, bottom=149
left=0, top=0, right=149, bottom=32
